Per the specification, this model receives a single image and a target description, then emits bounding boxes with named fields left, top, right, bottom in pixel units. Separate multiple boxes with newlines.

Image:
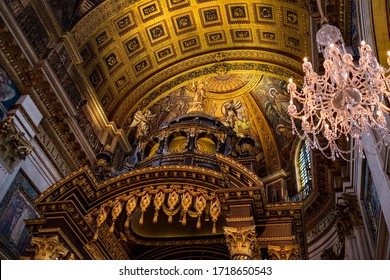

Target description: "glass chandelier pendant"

left=288, top=23, right=390, bottom=160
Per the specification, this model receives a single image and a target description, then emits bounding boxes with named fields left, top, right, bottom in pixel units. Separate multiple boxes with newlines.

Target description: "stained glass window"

left=298, top=140, right=312, bottom=197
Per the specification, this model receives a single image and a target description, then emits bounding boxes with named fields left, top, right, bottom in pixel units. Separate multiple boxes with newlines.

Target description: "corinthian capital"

left=31, top=235, right=73, bottom=260
left=223, top=225, right=257, bottom=260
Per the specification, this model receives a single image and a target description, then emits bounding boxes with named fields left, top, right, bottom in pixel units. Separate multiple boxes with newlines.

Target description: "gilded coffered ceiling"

left=67, top=1, right=309, bottom=120
left=47, top=0, right=316, bottom=170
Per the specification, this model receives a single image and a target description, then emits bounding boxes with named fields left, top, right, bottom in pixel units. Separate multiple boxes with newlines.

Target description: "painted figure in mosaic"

left=0, top=68, right=16, bottom=102
left=222, top=99, right=243, bottom=128
left=130, top=110, right=156, bottom=139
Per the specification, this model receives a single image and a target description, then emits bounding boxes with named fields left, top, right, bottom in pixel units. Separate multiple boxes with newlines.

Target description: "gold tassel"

left=212, top=222, right=216, bottom=234
left=109, top=221, right=115, bottom=232
left=139, top=212, right=144, bottom=225
left=153, top=211, right=159, bottom=223
left=168, top=214, right=173, bottom=224
left=196, top=216, right=201, bottom=229
left=124, top=216, right=130, bottom=229
left=182, top=212, right=187, bottom=225
left=93, top=229, right=99, bottom=241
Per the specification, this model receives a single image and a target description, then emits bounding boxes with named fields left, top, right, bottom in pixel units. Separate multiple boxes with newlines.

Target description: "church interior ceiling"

left=50, top=0, right=318, bottom=172
left=1, top=0, right=371, bottom=260
left=2, top=0, right=353, bottom=174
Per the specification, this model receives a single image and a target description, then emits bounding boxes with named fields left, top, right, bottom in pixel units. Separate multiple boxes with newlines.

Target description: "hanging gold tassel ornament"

left=139, top=192, right=151, bottom=225
left=212, top=222, right=217, bottom=234
left=125, top=195, right=138, bottom=229
left=153, top=191, right=165, bottom=223
left=93, top=206, right=108, bottom=241
left=110, top=199, right=123, bottom=232
left=181, top=191, right=192, bottom=226
left=209, top=197, right=221, bottom=234
left=195, top=194, right=207, bottom=230
left=181, top=212, right=187, bottom=225
left=139, top=212, right=144, bottom=225
left=167, top=190, right=179, bottom=223
left=196, top=216, right=201, bottom=229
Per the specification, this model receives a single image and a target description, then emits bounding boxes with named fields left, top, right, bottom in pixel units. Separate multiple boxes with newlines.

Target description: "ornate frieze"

left=89, top=184, right=222, bottom=241
left=36, top=125, right=72, bottom=176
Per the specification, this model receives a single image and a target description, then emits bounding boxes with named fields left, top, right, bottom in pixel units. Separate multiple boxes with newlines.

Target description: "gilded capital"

left=267, top=244, right=299, bottom=260
left=31, top=235, right=73, bottom=260
left=223, top=225, right=257, bottom=260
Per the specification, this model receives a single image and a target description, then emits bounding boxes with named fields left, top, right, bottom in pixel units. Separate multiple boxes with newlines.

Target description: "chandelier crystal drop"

left=287, top=23, right=390, bottom=160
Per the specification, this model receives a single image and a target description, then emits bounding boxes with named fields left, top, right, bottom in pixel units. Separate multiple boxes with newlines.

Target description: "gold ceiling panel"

left=71, top=0, right=311, bottom=121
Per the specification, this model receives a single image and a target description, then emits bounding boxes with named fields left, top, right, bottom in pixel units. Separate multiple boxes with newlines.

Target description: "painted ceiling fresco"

left=125, top=73, right=295, bottom=172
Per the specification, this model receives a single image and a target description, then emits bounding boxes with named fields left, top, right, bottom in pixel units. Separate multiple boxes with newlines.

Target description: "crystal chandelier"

left=287, top=2, right=390, bottom=160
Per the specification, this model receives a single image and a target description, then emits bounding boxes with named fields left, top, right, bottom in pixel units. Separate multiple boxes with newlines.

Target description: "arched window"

left=297, top=140, right=312, bottom=198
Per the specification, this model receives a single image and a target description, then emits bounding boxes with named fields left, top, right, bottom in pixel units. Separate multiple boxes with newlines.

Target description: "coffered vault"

left=3, top=0, right=384, bottom=261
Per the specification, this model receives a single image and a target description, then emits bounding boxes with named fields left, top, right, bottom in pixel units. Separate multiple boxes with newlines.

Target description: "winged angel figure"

left=130, top=110, right=156, bottom=139
left=221, top=99, right=243, bottom=128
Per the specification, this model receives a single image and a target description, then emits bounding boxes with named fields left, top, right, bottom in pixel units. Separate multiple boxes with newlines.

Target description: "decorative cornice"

left=258, top=235, right=295, bottom=241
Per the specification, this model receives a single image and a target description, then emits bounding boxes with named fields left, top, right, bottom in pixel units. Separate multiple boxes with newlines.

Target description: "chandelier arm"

left=379, top=103, right=390, bottom=113
left=315, top=0, right=328, bottom=25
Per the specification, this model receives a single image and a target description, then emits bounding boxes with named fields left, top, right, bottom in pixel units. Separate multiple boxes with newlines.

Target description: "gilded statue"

left=187, top=81, right=207, bottom=113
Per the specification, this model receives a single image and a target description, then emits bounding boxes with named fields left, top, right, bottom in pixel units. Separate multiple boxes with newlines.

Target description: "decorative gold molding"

left=258, top=235, right=295, bottom=241
left=71, top=0, right=139, bottom=46
left=0, top=20, right=88, bottom=168
left=89, top=184, right=222, bottom=240
left=243, top=94, right=281, bottom=171
left=226, top=217, right=254, bottom=223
